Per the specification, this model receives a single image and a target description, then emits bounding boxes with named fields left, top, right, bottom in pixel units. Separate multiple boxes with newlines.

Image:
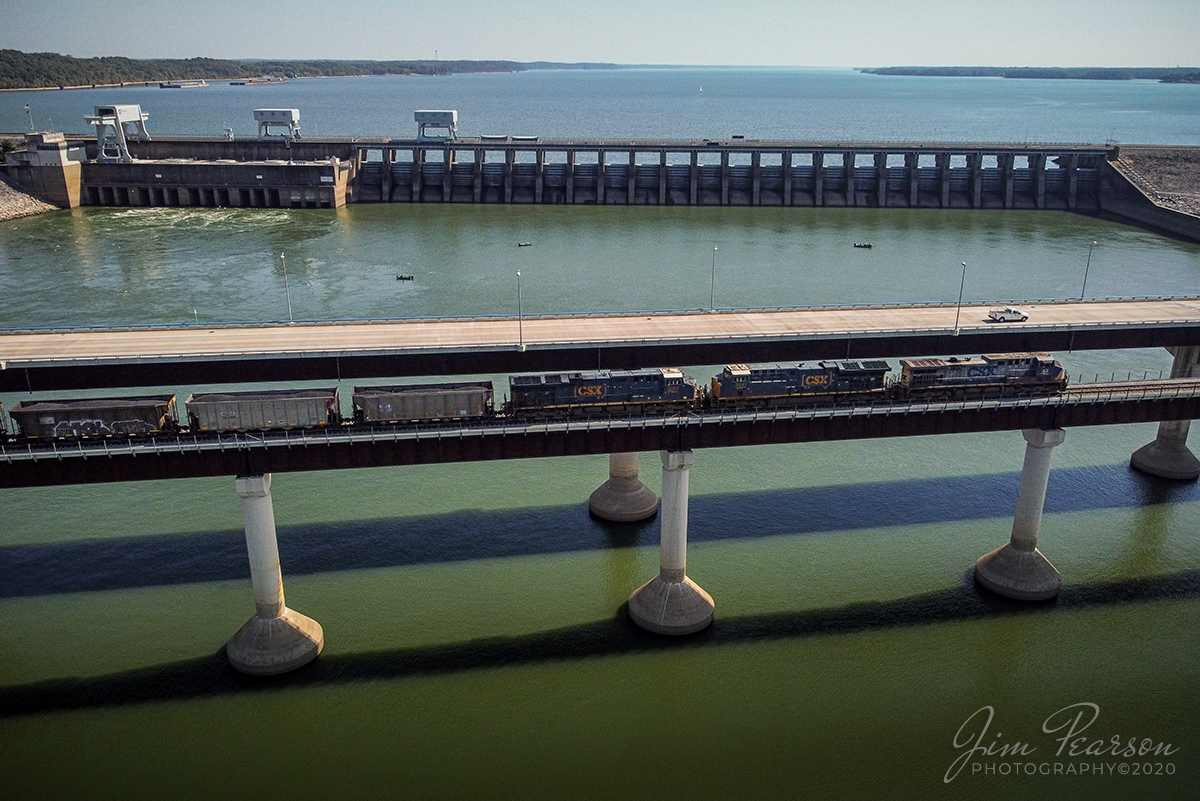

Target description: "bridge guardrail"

left=5, top=379, right=1199, bottom=464
left=4, top=295, right=1199, bottom=336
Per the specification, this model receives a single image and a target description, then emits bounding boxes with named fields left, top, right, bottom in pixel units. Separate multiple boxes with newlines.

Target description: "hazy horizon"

left=3, top=0, right=1198, bottom=69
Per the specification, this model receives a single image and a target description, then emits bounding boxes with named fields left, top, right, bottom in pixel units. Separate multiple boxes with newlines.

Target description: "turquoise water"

left=3, top=71, right=1200, bottom=799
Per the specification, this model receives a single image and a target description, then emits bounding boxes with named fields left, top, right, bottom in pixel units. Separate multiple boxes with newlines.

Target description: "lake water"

left=2, top=70, right=1199, bottom=800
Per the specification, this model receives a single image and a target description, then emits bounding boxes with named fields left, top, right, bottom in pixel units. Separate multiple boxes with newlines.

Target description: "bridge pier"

left=689, top=151, right=698, bottom=205
left=843, top=151, right=856, bottom=206
left=628, top=450, right=714, bottom=634
left=226, top=474, right=324, bottom=674
left=412, top=148, right=425, bottom=202
left=967, top=153, right=982, bottom=208
left=1131, top=346, right=1200, bottom=480
left=874, top=152, right=887, bottom=207
left=590, top=452, right=658, bottom=522
left=905, top=153, right=919, bottom=206
left=975, top=429, right=1065, bottom=601
left=936, top=153, right=951, bottom=207
left=658, top=150, right=668, bottom=205
left=782, top=151, right=793, bottom=206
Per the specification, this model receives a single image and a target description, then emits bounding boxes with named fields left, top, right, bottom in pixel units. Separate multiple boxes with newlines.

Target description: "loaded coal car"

left=7, top=395, right=177, bottom=440
left=508, top=367, right=700, bottom=418
left=353, top=381, right=494, bottom=424
left=185, top=388, right=341, bottom=432
left=709, top=360, right=892, bottom=408
left=896, top=352, right=1067, bottom=399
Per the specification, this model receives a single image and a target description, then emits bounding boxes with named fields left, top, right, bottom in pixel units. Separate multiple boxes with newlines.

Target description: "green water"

left=2, top=204, right=1199, bottom=799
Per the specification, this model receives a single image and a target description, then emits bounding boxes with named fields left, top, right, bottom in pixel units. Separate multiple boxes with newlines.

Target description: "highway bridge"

left=3, top=297, right=1200, bottom=392
left=3, top=378, right=1198, bottom=489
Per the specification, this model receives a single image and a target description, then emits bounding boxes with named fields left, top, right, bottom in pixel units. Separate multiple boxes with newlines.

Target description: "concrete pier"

left=589, top=452, right=658, bottom=522
left=628, top=450, right=714, bottom=634
left=226, top=474, right=324, bottom=675
left=975, top=429, right=1066, bottom=601
left=1131, top=346, right=1200, bottom=480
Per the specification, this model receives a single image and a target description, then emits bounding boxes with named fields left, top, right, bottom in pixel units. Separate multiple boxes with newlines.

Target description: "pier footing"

left=227, top=608, right=325, bottom=676
left=589, top=452, right=658, bottom=522
left=975, top=544, right=1061, bottom=601
left=628, top=576, right=715, bottom=635
left=1131, top=438, right=1200, bottom=481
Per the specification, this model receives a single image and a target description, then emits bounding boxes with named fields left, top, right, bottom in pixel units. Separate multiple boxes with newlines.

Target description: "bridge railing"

left=3, top=295, right=1199, bottom=337
left=4, top=379, right=1199, bottom=464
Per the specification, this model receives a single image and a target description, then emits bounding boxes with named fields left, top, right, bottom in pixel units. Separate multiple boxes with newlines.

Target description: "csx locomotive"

left=1, top=353, right=1066, bottom=442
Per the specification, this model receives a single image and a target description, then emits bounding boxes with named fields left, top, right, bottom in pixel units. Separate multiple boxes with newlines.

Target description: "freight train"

left=0, top=353, right=1067, bottom=442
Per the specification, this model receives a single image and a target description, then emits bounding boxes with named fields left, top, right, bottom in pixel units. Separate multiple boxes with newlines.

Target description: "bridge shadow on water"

left=3, top=569, right=1199, bottom=717
left=1, top=464, right=1196, bottom=599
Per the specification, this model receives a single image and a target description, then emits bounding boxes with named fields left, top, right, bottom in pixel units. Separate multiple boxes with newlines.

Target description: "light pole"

left=953, top=261, right=967, bottom=335
left=709, top=245, right=718, bottom=311
left=1080, top=240, right=1097, bottom=300
left=516, top=270, right=524, bottom=351
left=281, top=252, right=294, bottom=324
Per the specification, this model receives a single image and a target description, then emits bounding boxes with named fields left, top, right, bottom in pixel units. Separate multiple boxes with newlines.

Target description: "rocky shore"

left=0, top=172, right=58, bottom=222
left=1112, top=146, right=1200, bottom=218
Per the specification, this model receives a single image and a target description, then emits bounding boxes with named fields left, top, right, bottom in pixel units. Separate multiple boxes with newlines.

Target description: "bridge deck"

left=2, top=378, right=1197, bottom=488
left=5, top=298, right=1200, bottom=369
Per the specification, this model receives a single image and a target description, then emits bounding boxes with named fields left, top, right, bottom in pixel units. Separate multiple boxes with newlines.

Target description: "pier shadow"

left=2, top=463, right=1196, bottom=599
left=3, top=568, right=1198, bottom=717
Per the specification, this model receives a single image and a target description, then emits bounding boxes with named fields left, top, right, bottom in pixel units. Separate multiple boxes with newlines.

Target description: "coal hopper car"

left=7, top=395, right=178, bottom=440
left=353, top=382, right=494, bottom=424
left=185, top=388, right=342, bottom=432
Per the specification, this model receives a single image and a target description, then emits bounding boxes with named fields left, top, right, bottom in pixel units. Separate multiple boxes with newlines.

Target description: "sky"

left=1, top=0, right=1198, bottom=68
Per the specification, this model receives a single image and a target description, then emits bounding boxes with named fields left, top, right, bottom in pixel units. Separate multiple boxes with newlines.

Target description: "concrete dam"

left=5, top=106, right=1198, bottom=240
left=77, top=135, right=1107, bottom=211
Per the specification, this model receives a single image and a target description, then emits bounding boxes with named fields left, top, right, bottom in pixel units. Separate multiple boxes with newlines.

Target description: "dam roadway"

left=3, top=297, right=1200, bottom=391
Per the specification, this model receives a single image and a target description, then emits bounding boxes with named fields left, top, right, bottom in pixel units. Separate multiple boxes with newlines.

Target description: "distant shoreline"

left=0, top=49, right=624, bottom=92
left=859, top=66, right=1200, bottom=83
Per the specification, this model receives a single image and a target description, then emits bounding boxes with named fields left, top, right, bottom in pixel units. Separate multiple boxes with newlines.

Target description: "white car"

left=988, top=307, right=1029, bottom=323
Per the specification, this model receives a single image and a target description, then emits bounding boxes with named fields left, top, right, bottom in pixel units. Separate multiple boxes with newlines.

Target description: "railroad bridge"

left=4, top=300, right=1200, bottom=673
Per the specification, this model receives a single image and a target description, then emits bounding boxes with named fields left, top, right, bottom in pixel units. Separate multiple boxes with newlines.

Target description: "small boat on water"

left=230, top=77, right=287, bottom=86
left=160, top=80, right=208, bottom=89
left=396, top=274, right=415, bottom=281
left=853, top=242, right=873, bottom=249
left=518, top=242, right=532, bottom=247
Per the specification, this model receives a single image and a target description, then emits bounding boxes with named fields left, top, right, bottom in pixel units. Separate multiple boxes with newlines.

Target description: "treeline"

left=859, top=66, right=1199, bottom=82
left=1161, top=72, right=1200, bottom=84
left=0, top=49, right=619, bottom=90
